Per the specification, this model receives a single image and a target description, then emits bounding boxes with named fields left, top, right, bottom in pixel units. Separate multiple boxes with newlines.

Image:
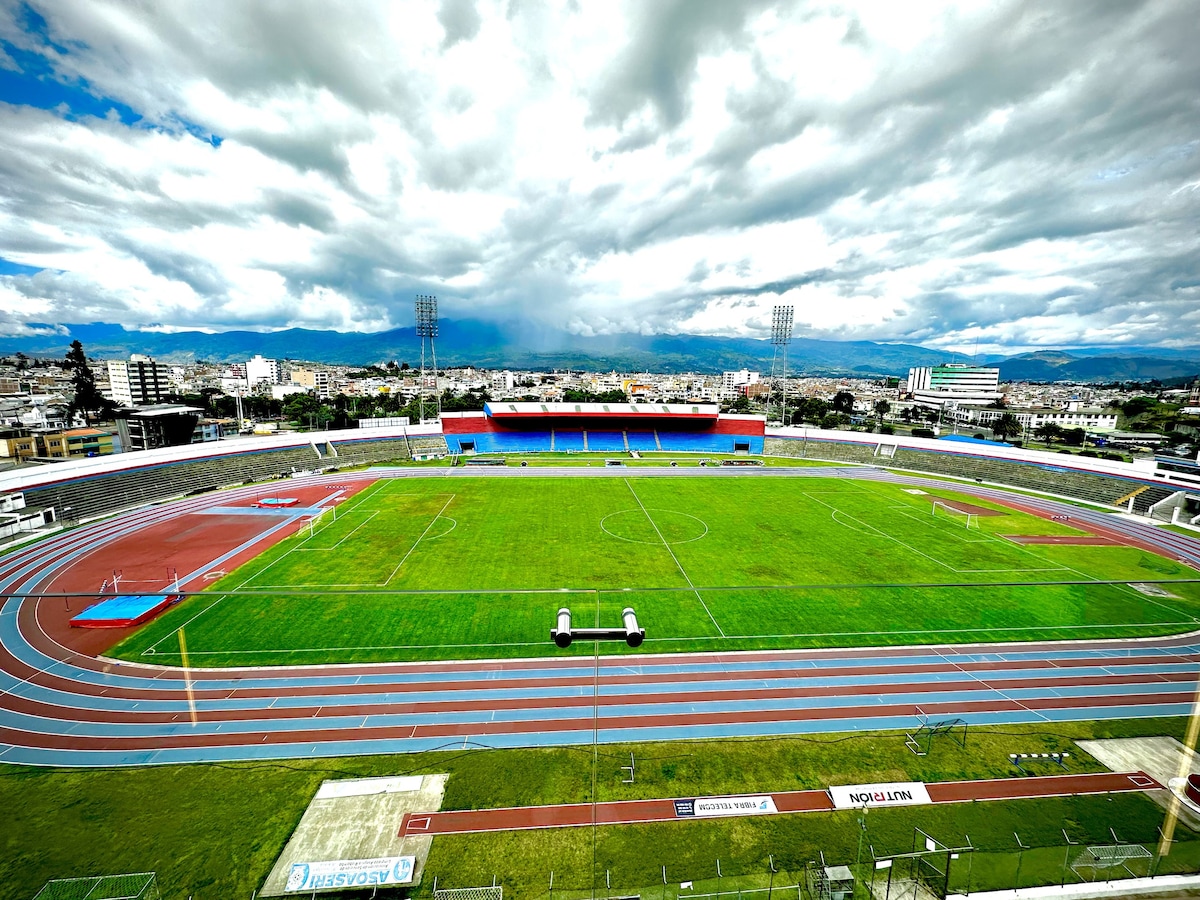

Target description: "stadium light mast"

left=768, top=305, right=794, bottom=425
left=415, top=294, right=440, bottom=424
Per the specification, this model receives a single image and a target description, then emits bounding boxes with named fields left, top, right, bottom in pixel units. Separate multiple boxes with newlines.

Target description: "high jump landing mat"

left=69, top=593, right=180, bottom=628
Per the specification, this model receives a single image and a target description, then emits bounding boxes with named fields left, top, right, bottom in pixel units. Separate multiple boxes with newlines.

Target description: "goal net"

left=34, top=873, right=160, bottom=900
left=435, top=887, right=502, bottom=900
left=931, top=501, right=976, bottom=529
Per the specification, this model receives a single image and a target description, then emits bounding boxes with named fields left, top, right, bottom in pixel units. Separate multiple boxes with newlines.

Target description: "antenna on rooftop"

left=768, top=305, right=794, bottom=425
left=415, top=294, right=440, bottom=423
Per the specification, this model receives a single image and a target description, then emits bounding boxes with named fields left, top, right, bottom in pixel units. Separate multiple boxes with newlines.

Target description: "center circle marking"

left=600, top=509, right=709, bottom=545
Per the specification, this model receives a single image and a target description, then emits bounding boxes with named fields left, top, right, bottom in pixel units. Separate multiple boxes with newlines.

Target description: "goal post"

left=931, top=501, right=976, bottom=529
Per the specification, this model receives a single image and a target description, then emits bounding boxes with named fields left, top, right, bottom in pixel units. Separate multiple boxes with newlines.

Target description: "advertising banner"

left=673, top=795, right=777, bottom=818
left=828, top=781, right=931, bottom=809
left=285, top=856, right=415, bottom=893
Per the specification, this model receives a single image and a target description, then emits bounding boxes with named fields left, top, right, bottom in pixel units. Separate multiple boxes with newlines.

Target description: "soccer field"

left=110, top=475, right=1200, bottom=666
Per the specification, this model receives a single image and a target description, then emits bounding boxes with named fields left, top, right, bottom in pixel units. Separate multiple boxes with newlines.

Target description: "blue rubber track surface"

left=1, top=466, right=1199, bottom=767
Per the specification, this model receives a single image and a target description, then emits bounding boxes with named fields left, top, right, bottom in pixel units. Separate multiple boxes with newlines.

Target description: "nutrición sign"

left=828, top=781, right=932, bottom=809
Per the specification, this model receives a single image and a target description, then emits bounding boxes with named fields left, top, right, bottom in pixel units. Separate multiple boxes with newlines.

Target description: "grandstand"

left=4, top=414, right=1198, bottom=530
left=766, top=429, right=1200, bottom=513
left=441, top=403, right=765, bottom=455
left=0, top=425, right=443, bottom=522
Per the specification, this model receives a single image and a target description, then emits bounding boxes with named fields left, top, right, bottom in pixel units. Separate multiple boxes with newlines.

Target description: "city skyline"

left=0, top=1, right=1197, bottom=354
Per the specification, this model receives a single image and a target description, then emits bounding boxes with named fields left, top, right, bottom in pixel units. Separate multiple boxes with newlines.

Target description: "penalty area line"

left=383, top=495, right=457, bottom=585
left=142, top=595, right=226, bottom=655
left=145, top=638, right=552, bottom=655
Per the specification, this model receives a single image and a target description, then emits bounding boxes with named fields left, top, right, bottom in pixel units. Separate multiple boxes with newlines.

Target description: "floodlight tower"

left=415, top=294, right=440, bottom=423
left=768, top=305, right=794, bottom=424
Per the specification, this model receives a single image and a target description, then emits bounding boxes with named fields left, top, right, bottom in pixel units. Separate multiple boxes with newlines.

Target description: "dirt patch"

left=928, top=497, right=1006, bottom=516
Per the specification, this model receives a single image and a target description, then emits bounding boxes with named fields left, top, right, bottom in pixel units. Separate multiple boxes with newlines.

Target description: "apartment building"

left=107, top=354, right=169, bottom=406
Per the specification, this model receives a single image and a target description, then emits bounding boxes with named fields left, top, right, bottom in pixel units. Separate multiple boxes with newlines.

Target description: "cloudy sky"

left=0, top=1, right=1197, bottom=353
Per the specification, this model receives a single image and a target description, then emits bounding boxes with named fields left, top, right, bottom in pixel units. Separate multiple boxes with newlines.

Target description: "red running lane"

left=401, top=772, right=1161, bottom=836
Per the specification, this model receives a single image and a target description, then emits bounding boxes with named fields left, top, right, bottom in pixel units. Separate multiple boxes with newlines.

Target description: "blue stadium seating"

left=554, top=431, right=586, bottom=452
left=626, top=432, right=661, bottom=452
left=656, top=433, right=764, bottom=454
left=587, top=431, right=627, bottom=452
left=451, top=432, right=553, bottom=454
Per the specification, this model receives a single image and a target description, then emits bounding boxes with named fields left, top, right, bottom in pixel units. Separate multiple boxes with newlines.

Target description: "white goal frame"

left=931, top=500, right=977, bottom=529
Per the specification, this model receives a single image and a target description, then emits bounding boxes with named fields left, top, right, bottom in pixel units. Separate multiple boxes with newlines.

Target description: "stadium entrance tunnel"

left=551, top=607, right=644, bottom=648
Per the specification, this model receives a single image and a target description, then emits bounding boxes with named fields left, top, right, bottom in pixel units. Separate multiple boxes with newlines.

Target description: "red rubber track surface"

left=400, top=772, right=1162, bottom=835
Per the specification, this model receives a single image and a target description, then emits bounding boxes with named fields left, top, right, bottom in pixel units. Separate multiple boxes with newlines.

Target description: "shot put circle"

left=600, top=509, right=709, bottom=545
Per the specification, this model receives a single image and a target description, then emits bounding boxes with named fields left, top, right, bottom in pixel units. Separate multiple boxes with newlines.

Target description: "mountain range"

left=2, top=321, right=1198, bottom=384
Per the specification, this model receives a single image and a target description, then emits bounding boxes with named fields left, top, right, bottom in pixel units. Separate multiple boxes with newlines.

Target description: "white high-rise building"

left=907, top=364, right=1002, bottom=408
left=107, top=354, right=169, bottom=407
left=721, top=370, right=760, bottom=399
left=246, top=355, right=283, bottom=387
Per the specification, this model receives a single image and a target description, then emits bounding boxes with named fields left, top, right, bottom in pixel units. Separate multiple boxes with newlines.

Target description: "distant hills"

left=992, top=350, right=1200, bottom=384
left=2, top=321, right=1198, bottom=383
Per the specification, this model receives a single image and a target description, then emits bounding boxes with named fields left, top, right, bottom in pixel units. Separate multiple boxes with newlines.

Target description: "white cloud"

left=0, top=0, right=1195, bottom=354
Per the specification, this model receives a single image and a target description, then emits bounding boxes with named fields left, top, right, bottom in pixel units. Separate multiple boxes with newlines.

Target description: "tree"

left=831, top=391, right=855, bottom=414
left=63, top=340, right=113, bottom=424
left=283, top=391, right=322, bottom=425
left=796, top=397, right=828, bottom=424
left=722, top=395, right=753, bottom=414
left=1122, top=396, right=1157, bottom=419
left=873, top=399, right=891, bottom=421
left=1063, top=427, right=1086, bottom=447
left=990, top=412, right=1021, bottom=441
left=1033, top=422, right=1063, bottom=445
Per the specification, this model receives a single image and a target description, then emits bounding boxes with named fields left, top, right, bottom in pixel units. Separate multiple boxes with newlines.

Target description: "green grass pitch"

left=110, top=475, right=1200, bottom=666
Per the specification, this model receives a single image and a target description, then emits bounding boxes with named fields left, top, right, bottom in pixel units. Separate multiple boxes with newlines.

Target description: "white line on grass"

left=148, top=638, right=551, bottom=655
left=624, top=478, right=725, bottom=637
left=814, top=493, right=1071, bottom=577
left=648, top=620, right=1200, bottom=641
left=294, top=511, right=380, bottom=551
left=142, top=595, right=226, bottom=654
left=1110, top=583, right=1199, bottom=621
left=383, top=494, right=457, bottom=585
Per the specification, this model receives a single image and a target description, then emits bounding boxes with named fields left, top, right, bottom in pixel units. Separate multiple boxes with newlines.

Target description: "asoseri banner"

left=284, top=856, right=414, bottom=892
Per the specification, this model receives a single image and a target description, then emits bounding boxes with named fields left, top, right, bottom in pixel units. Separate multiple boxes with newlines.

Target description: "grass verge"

left=2, top=718, right=1194, bottom=899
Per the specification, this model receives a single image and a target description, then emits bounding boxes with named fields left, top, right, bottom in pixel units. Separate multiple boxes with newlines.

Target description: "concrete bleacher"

left=764, top=434, right=1183, bottom=511
left=9, top=430, right=444, bottom=522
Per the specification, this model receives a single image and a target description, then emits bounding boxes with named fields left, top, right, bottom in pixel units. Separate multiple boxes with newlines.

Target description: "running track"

left=3, top=466, right=1200, bottom=768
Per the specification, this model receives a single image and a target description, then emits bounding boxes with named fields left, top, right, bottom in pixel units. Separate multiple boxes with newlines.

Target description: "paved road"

left=2, top=466, right=1200, bottom=767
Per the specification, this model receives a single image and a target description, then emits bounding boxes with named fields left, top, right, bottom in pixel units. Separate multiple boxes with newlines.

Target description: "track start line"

left=400, top=771, right=1160, bottom=836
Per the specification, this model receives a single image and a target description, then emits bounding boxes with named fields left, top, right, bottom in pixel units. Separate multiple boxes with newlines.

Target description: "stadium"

left=4, top=406, right=1200, bottom=900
